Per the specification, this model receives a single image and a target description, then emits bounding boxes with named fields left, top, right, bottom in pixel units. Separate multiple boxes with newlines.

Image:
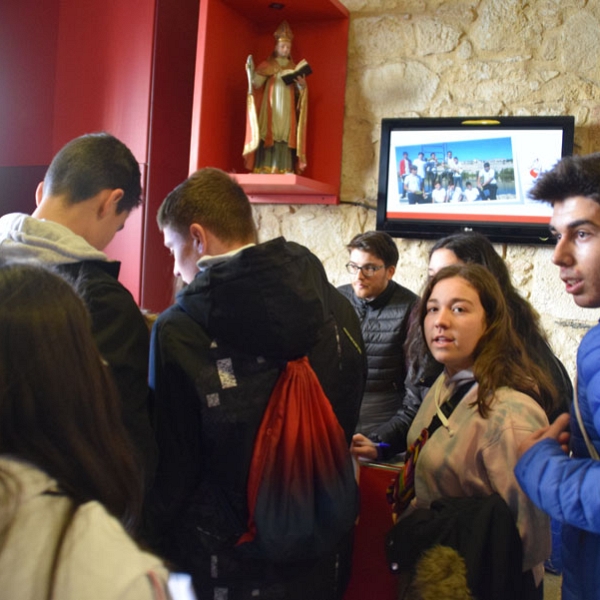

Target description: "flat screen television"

left=376, top=116, right=575, bottom=244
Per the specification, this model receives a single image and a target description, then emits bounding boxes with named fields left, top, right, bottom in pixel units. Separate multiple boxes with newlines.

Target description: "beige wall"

left=253, top=0, right=600, bottom=381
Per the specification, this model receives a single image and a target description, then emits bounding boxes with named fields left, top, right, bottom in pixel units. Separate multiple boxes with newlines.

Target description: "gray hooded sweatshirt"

left=0, top=212, right=108, bottom=264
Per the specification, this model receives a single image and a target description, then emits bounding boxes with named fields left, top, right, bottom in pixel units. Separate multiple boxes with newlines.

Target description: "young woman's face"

left=424, top=276, right=487, bottom=377
left=428, top=248, right=464, bottom=278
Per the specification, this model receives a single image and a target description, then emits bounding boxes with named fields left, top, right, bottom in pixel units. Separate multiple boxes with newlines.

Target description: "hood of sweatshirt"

left=177, top=237, right=330, bottom=360
left=0, top=213, right=108, bottom=265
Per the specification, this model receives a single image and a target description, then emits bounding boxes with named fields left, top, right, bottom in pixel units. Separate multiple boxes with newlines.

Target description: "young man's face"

left=348, top=249, right=394, bottom=301
left=162, top=225, right=201, bottom=285
left=550, top=195, right=600, bottom=308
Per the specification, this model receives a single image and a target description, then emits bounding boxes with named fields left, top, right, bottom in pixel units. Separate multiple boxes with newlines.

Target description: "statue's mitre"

left=274, top=20, right=294, bottom=43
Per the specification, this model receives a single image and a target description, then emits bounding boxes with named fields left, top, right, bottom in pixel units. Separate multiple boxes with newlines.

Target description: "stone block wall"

left=253, top=0, right=600, bottom=381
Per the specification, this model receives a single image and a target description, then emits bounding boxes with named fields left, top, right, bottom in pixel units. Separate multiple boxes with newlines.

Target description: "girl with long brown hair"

left=407, top=264, right=551, bottom=598
left=0, top=262, right=170, bottom=599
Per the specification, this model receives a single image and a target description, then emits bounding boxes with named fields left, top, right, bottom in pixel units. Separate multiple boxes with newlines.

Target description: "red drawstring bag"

left=237, top=356, right=359, bottom=562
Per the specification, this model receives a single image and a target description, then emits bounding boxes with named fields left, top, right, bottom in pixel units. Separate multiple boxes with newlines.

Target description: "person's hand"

left=295, top=75, right=307, bottom=89
left=518, top=413, right=570, bottom=458
left=351, top=433, right=378, bottom=461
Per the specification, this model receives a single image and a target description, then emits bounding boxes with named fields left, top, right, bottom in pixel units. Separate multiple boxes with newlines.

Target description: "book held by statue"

left=281, top=60, right=312, bottom=85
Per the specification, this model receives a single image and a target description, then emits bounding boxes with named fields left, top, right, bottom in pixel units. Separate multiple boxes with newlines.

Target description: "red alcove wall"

left=1, top=0, right=348, bottom=308
left=190, top=0, right=349, bottom=203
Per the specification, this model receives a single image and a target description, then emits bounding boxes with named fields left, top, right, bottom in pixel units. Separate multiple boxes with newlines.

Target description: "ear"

left=386, top=265, right=396, bottom=280
left=189, top=223, right=207, bottom=255
left=35, top=182, right=44, bottom=206
left=98, top=189, right=124, bottom=218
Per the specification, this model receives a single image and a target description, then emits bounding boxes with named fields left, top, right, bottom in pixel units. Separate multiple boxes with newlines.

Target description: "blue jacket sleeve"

left=515, top=438, right=600, bottom=534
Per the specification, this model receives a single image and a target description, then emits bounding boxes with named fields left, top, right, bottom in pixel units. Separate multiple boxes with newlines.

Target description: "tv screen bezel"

left=376, top=116, right=575, bottom=245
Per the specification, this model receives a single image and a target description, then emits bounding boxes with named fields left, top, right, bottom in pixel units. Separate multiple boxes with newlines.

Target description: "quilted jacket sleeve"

left=515, top=438, right=600, bottom=534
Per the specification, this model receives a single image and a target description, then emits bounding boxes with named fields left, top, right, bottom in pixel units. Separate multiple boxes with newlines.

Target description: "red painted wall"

left=0, top=0, right=157, bottom=303
left=0, top=0, right=59, bottom=215
left=52, top=0, right=157, bottom=302
left=0, top=0, right=59, bottom=167
left=1, top=0, right=197, bottom=310
left=52, top=0, right=155, bottom=160
left=141, top=0, right=200, bottom=312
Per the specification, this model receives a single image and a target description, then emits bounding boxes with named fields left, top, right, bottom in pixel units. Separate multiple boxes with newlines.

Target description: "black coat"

left=386, top=494, right=525, bottom=600
left=59, top=260, right=156, bottom=484
left=146, top=238, right=366, bottom=598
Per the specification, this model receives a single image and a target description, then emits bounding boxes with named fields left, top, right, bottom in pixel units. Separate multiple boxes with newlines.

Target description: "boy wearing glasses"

left=338, top=231, right=418, bottom=458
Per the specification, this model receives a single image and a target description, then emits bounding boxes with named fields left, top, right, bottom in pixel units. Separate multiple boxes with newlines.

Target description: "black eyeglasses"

left=345, top=262, right=385, bottom=277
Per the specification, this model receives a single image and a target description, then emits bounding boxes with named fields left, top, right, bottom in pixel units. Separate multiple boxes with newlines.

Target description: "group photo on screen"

left=395, top=136, right=518, bottom=205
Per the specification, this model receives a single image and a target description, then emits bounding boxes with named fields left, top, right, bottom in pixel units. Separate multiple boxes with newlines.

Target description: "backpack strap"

left=426, top=380, right=475, bottom=438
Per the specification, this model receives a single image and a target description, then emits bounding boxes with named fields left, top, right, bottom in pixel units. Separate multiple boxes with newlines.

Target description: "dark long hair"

left=0, top=262, right=142, bottom=531
left=430, top=232, right=542, bottom=341
left=419, top=264, right=556, bottom=417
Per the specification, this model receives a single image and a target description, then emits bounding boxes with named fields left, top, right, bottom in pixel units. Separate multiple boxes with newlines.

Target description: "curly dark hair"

left=529, top=153, right=600, bottom=206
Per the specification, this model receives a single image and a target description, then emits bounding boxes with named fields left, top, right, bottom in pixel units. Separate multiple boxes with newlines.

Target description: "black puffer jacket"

left=338, top=280, right=417, bottom=436
left=146, top=238, right=366, bottom=598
